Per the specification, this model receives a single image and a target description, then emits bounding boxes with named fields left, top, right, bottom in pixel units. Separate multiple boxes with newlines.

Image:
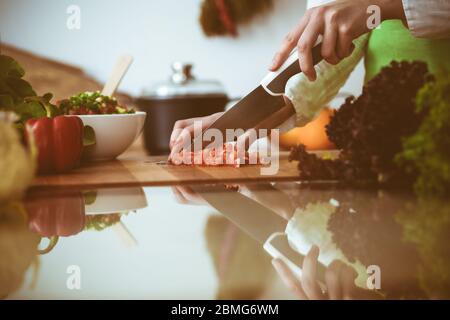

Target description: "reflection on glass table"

left=3, top=185, right=280, bottom=299
left=1, top=182, right=449, bottom=300
left=173, top=182, right=450, bottom=300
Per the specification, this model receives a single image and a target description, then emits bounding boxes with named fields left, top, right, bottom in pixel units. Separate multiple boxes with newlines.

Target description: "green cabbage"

left=0, top=121, right=35, bottom=202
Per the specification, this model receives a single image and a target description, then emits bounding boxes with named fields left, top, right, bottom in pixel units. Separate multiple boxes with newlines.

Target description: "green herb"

left=59, top=91, right=134, bottom=115
left=396, top=74, right=450, bottom=198
left=82, top=190, right=98, bottom=205
left=82, top=125, right=96, bottom=147
left=0, top=55, right=60, bottom=126
left=84, top=212, right=129, bottom=231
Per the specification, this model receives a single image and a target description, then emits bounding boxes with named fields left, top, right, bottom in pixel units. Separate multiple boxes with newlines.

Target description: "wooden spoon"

left=113, top=220, right=138, bottom=248
left=101, top=54, right=136, bottom=247
left=101, top=54, right=133, bottom=97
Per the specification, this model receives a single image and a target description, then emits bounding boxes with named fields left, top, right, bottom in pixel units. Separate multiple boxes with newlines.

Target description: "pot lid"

left=141, top=62, right=227, bottom=98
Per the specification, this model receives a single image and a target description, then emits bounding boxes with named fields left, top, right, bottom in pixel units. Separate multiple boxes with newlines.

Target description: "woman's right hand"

left=169, top=112, right=224, bottom=160
left=269, top=0, right=406, bottom=81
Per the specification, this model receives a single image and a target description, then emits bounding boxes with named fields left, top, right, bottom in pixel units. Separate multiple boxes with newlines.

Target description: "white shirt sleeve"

left=402, top=0, right=450, bottom=38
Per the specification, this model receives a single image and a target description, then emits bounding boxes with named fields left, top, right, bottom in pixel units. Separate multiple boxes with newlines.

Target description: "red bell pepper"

left=25, top=116, right=84, bottom=174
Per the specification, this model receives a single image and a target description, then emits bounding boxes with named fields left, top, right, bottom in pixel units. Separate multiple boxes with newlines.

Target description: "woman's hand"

left=272, top=245, right=382, bottom=300
left=270, top=0, right=406, bottom=81
left=169, top=112, right=223, bottom=159
left=169, top=98, right=295, bottom=160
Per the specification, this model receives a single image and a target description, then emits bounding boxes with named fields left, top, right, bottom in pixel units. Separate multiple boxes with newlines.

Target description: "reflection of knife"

left=191, top=184, right=326, bottom=283
left=190, top=44, right=323, bottom=150
left=193, top=185, right=286, bottom=241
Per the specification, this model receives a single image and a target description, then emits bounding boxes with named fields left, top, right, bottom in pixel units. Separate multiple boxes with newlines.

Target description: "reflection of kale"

left=290, top=61, right=432, bottom=184
left=284, top=183, right=450, bottom=298
left=326, top=190, right=426, bottom=299
left=397, top=200, right=450, bottom=299
left=328, top=192, right=403, bottom=263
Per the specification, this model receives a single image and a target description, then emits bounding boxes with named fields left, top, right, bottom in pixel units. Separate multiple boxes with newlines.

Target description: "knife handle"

left=261, top=40, right=323, bottom=96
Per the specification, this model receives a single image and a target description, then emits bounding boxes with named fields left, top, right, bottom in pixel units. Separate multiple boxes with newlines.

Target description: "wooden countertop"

left=31, top=139, right=314, bottom=189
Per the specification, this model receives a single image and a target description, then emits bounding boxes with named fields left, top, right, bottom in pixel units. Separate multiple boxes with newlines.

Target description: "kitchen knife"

left=189, top=43, right=323, bottom=150
left=191, top=184, right=326, bottom=283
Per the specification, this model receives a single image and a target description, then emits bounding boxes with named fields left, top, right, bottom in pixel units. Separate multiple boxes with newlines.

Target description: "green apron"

left=365, top=20, right=450, bottom=82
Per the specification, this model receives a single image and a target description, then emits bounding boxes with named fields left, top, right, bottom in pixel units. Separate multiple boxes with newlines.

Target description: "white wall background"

left=0, top=0, right=364, bottom=99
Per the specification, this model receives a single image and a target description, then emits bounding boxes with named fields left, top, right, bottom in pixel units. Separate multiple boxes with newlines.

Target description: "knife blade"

left=189, top=43, right=323, bottom=151
left=192, top=184, right=287, bottom=242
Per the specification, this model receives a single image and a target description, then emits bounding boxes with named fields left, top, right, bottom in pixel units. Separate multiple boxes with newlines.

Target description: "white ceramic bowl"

left=76, top=111, right=146, bottom=161
left=85, top=187, right=148, bottom=215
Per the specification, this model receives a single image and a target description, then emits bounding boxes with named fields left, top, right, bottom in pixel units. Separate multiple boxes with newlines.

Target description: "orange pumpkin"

left=280, top=108, right=335, bottom=150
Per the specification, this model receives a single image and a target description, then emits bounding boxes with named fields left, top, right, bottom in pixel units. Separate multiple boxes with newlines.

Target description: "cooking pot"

left=135, top=62, right=233, bottom=155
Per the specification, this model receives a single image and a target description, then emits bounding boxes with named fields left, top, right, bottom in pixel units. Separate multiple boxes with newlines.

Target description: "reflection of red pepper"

left=25, top=116, right=83, bottom=174
left=25, top=189, right=85, bottom=237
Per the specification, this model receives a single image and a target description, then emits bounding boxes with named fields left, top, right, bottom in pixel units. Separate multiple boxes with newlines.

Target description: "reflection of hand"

left=272, top=245, right=382, bottom=300
left=25, top=190, right=85, bottom=237
left=171, top=186, right=207, bottom=206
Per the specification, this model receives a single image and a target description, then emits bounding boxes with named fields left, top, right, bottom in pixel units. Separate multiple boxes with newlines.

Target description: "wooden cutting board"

left=31, top=154, right=304, bottom=189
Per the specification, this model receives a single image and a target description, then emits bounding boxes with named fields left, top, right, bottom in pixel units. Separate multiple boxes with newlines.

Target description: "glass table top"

left=2, top=181, right=449, bottom=299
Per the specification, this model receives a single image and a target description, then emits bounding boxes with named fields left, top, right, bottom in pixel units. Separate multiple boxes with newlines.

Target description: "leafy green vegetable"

left=0, top=54, right=35, bottom=110
left=84, top=212, right=127, bottom=231
left=59, top=91, right=134, bottom=115
left=82, top=125, right=96, bottom=147
left=290, top=61, right=432, bottom=184
left=396, top=74, right=450, bottom=198
left=0, top=54, right=60, bottom=126
left=82, top=190, right=97, bottom=205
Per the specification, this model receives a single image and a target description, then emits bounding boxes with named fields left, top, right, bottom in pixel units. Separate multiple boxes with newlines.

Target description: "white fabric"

left=402, top=0, right=450, bottom=39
